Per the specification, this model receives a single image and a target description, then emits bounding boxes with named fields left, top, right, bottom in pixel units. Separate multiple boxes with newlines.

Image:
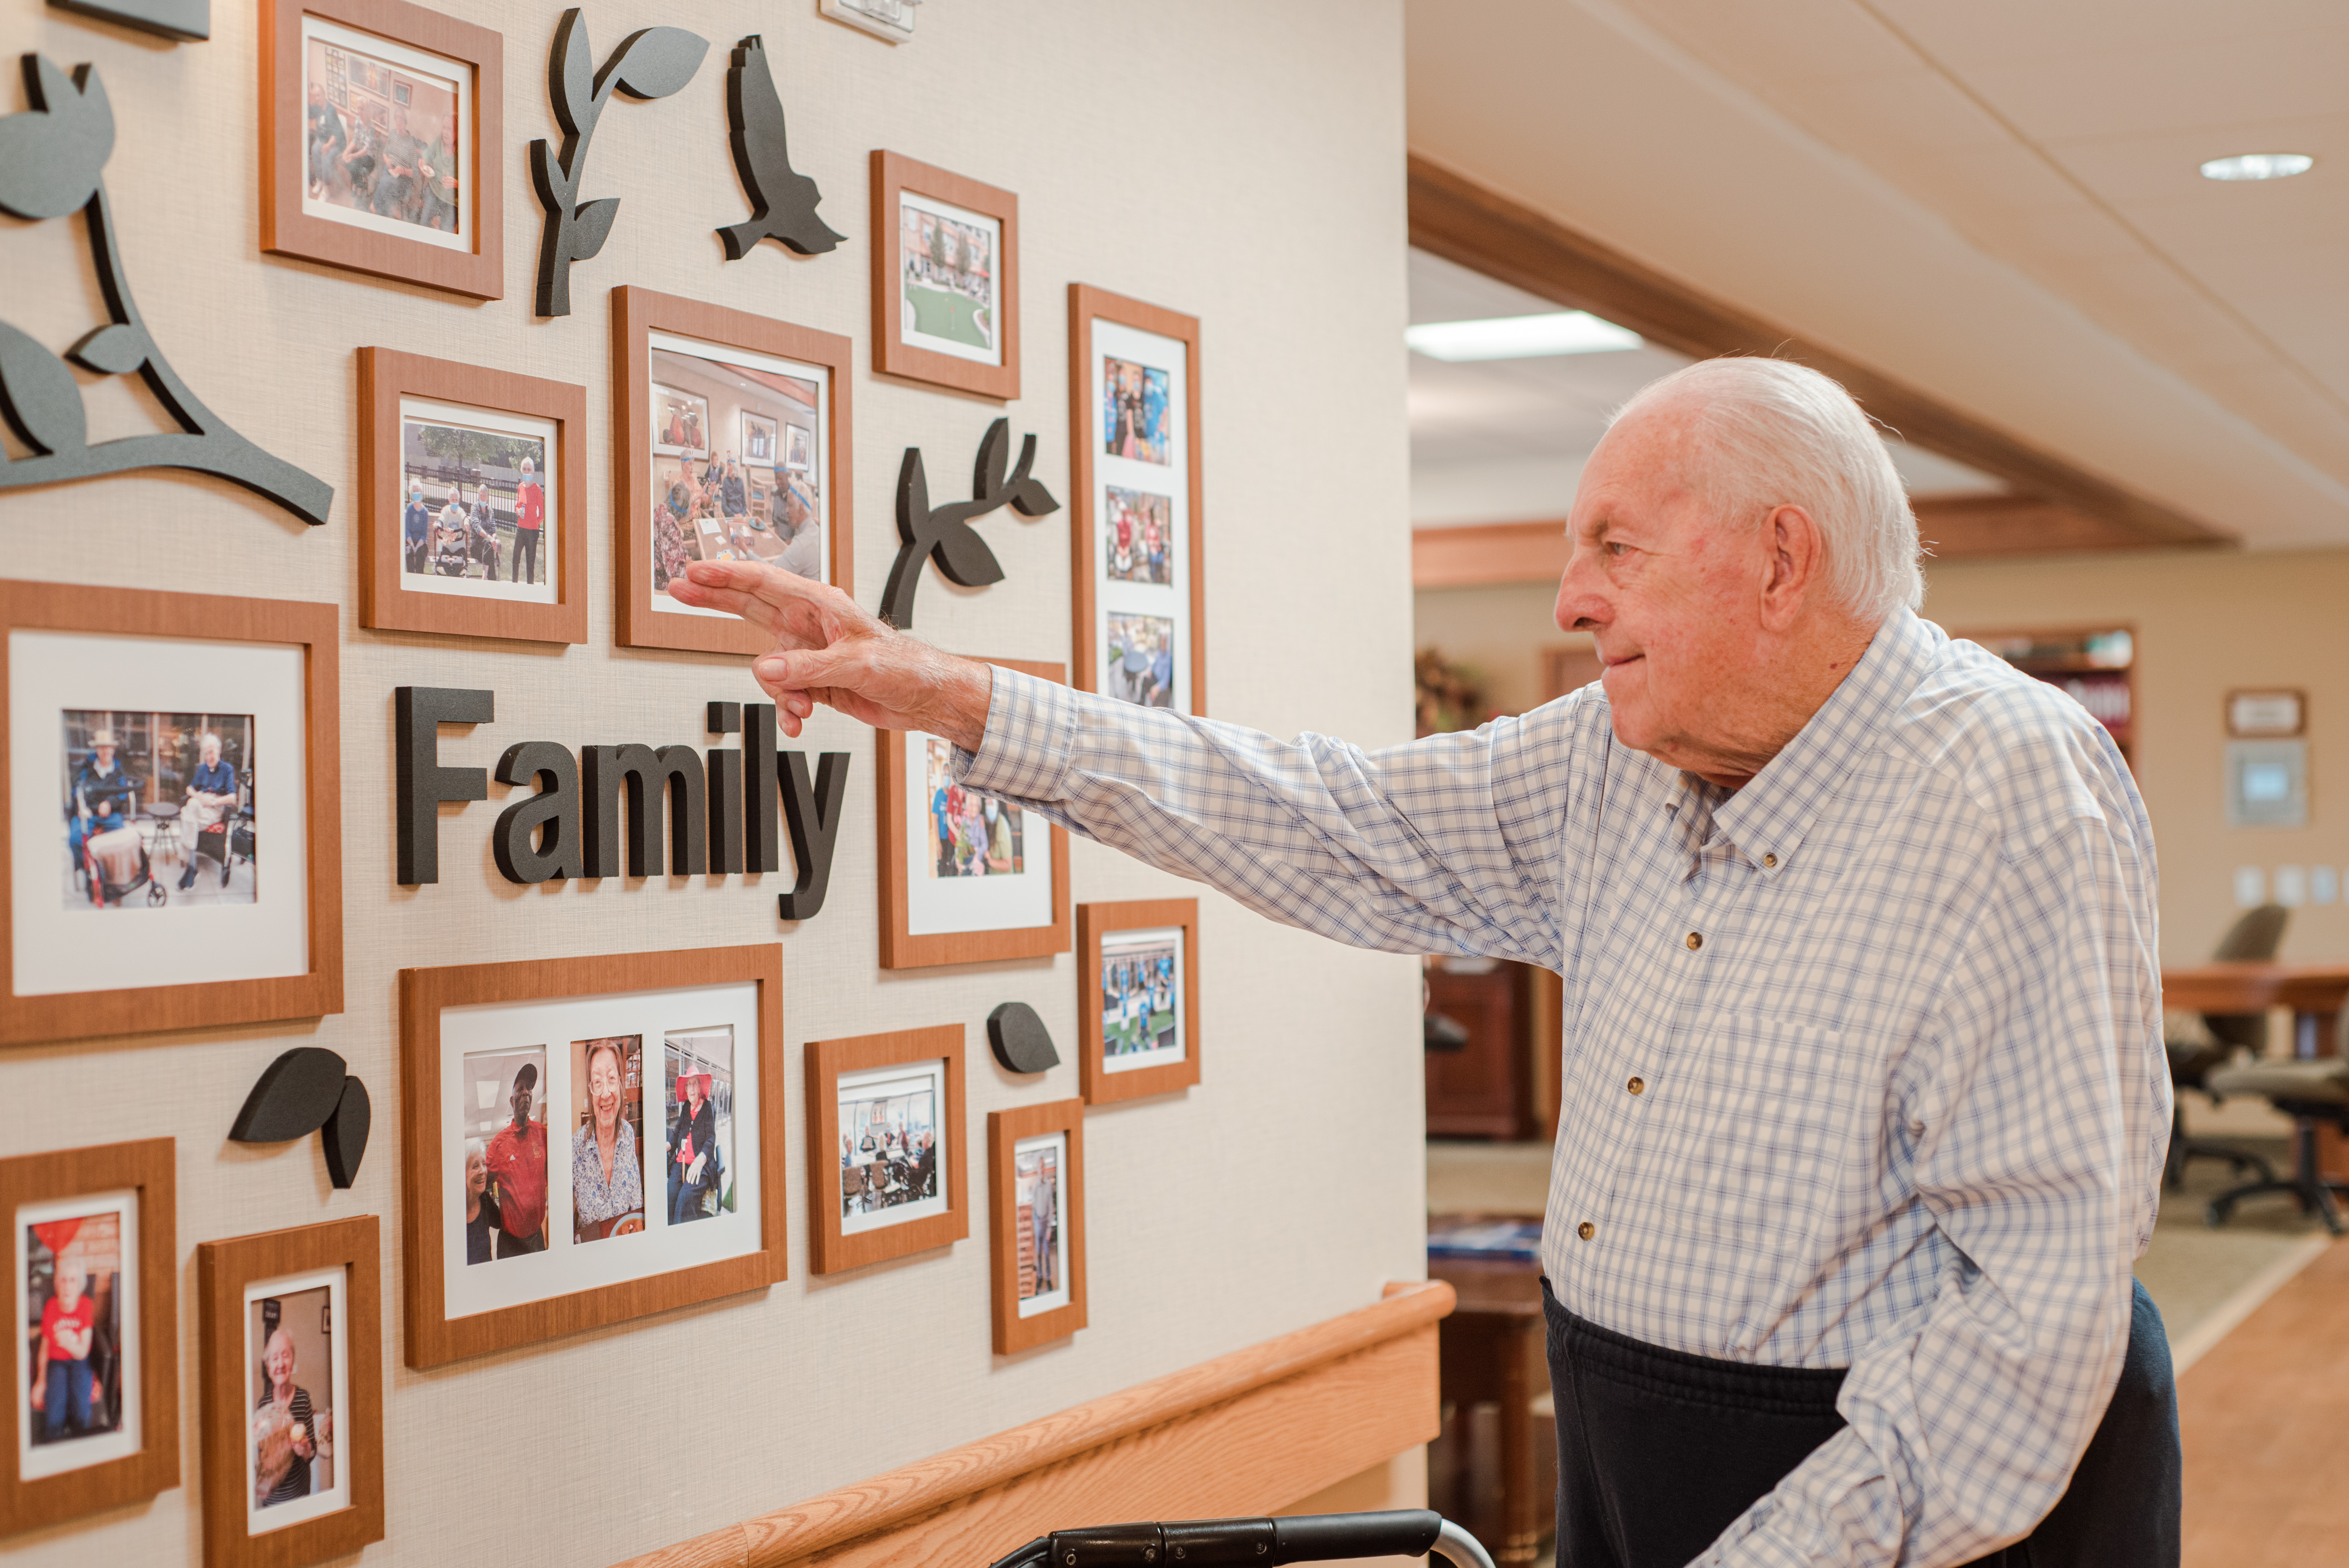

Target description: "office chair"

left=2164, top=903, right=2287, bottom=1188
left=2202, top=1051, right=2349, bottom=1235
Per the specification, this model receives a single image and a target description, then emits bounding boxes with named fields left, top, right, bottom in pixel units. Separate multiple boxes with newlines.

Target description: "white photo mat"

left=898, top=188, right=1002, bottom=367
left=1013, top=1130, right=1070, bottom=1319
left=14, top=1189, right=139, bottom=1482
left=242, top=1263, right=351, bottom=1538
left=398, top=394, right=558, bottom=606
left=837, top=1059, right=950, bottom=1236
left=1100, top=925, right=1185, bottom=1075
left=902, top=731, right=1054, bottom=936
left=298, top=15, right=474, bottom=253
left=1090, top=318, right=1191, bottom=713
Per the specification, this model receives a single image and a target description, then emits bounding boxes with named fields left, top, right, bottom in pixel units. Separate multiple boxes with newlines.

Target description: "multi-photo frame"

left=988, top=1099, right=1086, bottom=1355
left=871, top=151, right=1020, bottom=401
left=1078, top=899, right=1201, bottom=1106
left=805, top=1025, right=968, bottom=1274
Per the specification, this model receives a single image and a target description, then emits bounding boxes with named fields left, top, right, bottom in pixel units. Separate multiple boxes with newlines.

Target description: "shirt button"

left=1576, top=1221, right=1595, bottom=1241
left=1685, top=931, right=1703, bottom=950
left=1627, top=1076, right=1645, bottom=1095
left=1763, top=853, right=1778, bottom=868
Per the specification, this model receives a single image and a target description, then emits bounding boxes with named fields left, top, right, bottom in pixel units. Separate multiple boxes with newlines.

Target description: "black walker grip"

left=1273, top=1511, right=1444, bottom=1563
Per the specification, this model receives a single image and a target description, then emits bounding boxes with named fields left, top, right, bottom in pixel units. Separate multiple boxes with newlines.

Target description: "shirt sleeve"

left=953, top=666, right=1588, bottom=968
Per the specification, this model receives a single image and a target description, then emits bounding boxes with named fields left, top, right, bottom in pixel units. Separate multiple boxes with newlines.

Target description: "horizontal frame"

left=988, top=1099, right=1087, bottom=1356
left=806, top=1025, right=969, bottom=1274
left=1077, top=898, right=1201, bottom=1106
left=397, top=944, right=788, bottom=1367
left=871, top=150, right=1021, bottom=401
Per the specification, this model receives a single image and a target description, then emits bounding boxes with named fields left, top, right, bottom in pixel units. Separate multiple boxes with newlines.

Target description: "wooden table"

left=2162, top=962, right=2349, bottom=1058
left=1428, top=1250, right=1547, bottom=1566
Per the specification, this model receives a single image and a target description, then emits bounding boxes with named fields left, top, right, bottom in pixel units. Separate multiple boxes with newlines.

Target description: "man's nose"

left=1554, top=551, right=1609, bottom=633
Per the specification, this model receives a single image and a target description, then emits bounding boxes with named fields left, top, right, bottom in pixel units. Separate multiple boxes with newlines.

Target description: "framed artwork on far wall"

left=396, top=944, right=786, bottom=1368
left=877, top=659, right=1071, bottom=969
left=357, top=347, right=587, bottom=644
left=988, top=1099, right=1085, bottom=1355
left=871, top=151, right=1019, bottom=401
left=196, top=1217, right=383, bottom=1568
left=1078, top=899, right=1201, bottom=1106
left=261, top=0, right=504, bottom=298
left=0, top=583, right=343, bottom=1049
left=1, top=1138, right=177, bottom=1537
left=806, top=1025, right=968, bottom=1274
left=614, top=287, right=855, bottom=657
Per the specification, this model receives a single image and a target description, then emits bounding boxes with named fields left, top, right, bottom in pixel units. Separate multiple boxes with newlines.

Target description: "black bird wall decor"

left=717, top=34, right=843, bottom=261
left=880, top=418, right=1059, bottom=629
left=230, top=1047, right=374, bottom=1189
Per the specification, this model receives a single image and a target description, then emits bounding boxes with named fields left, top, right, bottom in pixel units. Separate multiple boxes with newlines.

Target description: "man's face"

left=201, top=737, right=221, bottom=766
left=510, top=1082, right=532, bottom=1127
left=93, top=743, right=114, bottom=770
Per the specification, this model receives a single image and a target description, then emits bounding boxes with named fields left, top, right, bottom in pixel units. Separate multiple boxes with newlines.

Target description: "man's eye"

left=1606, top=541, right=1629, bottom=558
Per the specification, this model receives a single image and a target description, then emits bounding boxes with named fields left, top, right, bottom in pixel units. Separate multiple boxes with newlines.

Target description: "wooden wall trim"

left=611, top=1280, right=1455, bottom=1568
left=1407, top=153, right=2228, bottom=553
left=1413, top=520, right=1570, bottom=589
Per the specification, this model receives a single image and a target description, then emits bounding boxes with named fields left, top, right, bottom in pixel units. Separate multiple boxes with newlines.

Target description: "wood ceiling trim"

left=1415, top=520, right=1570, bottom=588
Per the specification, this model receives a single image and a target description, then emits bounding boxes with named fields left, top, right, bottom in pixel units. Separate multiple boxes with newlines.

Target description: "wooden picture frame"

left=988, top=1099, right=1086, bottom=1355
left=0, top=583, right=342, bottom=1048
left=1070, top=285, right=1207, bottom=715
left=1078, top=898, right=1201, bottom=1106
left=871, top=151, right=1021, bottom=401
left=1, top=1138, right=177, bottom=1538
left=806, top=1025, right=968, bottom=1274
left=260, top=0, right=503, bottom=299
left=613, top=286, right=856, bottom=656
left=196, top=1217, right=384, bottom=1568
left=357, top=347, right=588, bottom=643
left=879, top=658, right=1071, bottom=969
left=397, top=944, right=787, bottom=1368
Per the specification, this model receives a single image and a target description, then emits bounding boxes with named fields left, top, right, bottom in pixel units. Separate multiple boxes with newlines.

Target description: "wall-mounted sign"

left=2226, top=739, right=2306, bottom=829
left=2228, top=688, right=2304, bottom=738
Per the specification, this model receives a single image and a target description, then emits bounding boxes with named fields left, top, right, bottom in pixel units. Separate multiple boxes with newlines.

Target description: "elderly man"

left=178, top=731, right=238, bottom=890
left=672, top=358, right=2173, bottom=1567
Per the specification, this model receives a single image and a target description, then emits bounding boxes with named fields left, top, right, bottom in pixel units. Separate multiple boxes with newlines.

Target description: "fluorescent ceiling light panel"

left=1407, top=311, right=1642, bottom=361
left=2199, top=152, right=2314, bottom=182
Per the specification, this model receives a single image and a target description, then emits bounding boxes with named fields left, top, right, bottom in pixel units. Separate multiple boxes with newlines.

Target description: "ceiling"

left=1404, top=0, right=2349, bottom=549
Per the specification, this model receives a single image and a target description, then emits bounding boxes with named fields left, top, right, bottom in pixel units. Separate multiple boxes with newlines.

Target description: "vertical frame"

left=988, top=1099, right=1087, bottom=1355
left=870, top=151, right=1021, bottom=401
left=806, top=1025, right=968, bottom=1274
left=1077, top=898, right=1201, bottom=1106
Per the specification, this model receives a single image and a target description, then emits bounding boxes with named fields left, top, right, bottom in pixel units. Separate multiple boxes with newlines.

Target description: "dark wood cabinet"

left=1426, top=960, right=1533, bottom=1139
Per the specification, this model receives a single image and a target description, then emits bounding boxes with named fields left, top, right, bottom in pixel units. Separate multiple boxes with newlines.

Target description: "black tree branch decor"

left=880, top=418, right=1059, bottom=629
left=0, top=55, right=332, bottom=527
left=529, top=10, right=707, bottom=317
left=718, top=35, right=843, bottom=261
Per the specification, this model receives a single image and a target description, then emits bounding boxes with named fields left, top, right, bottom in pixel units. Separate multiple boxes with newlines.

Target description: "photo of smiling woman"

left=571, top=1037, right=645, bottom=1244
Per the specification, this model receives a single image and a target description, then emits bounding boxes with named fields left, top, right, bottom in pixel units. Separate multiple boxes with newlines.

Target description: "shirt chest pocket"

left=1665, top=1015, right=1870, bottom=1262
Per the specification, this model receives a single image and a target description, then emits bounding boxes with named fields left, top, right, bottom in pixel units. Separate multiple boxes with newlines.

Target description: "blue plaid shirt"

left=957, top=608, right=2166, bottom=1566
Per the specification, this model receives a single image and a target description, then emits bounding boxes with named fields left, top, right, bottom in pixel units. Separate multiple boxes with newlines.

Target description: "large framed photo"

left=988, top=1100, right=1086, bottom=1355
left=1071, top=286, right=1207, bottom=715
left=261, top=0, right=503, bottom=299
left=871, top=151, right=1019, bottom=401
left=397, top=945, right=786, bottom=1367
left=196, top=1217, right=383, bottom=1568
left=358, top=348, right=587, bottom=644
left=1078, top=899, right=1201, bottom=1106
left=877, top=659, right=1071, bottom=969
left=614, top=287, right=856, bottom=657
left=806, top=1026, right=968, bottom=1274
left=0, top=584, right=342, bottom=1048
left=1, top=1139, right=176, bottom=1537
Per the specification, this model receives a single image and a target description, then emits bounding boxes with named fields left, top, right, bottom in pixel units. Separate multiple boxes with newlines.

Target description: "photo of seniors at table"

left=303, top=30, right=463, bottom=238
left=398, top=407, right=552, bottom=592
left=663, top=1027, right=735, bottom=1227
left=838, top=1064, right=942, bottom=1231
left=647, top=341, right=829, bottom=599
left=61, top=709, right=256, bottom=910
left=571, top=1036, right=647, bottom=1245
left=1104, top=615, right=1176, bottom=709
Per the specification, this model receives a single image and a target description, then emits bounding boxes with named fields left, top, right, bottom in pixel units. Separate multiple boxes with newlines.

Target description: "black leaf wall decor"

left=987, top=1001, right=1059, bottom=1075
left=46, top=0, right=208, bottom=43
left=718, top=34, right=842, bottom=261
left=230, top=1047, right=373, bottom=1189
left=530, top=10, right=708, bottom=317
left=0, top=55, right=331, bottom=526
left=880, top=418, right=1059, bottom=629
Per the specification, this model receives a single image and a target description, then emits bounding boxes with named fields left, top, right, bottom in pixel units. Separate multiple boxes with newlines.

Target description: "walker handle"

left=990, top=1510, right=1492, bottom=1568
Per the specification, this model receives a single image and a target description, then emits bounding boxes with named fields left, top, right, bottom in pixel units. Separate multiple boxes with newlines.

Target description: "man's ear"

left=1761, top=504, right=1825, bottom=626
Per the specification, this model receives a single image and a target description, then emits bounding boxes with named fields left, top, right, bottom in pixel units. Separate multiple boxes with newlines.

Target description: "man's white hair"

left=1611, top=358, right=1923, bottom=622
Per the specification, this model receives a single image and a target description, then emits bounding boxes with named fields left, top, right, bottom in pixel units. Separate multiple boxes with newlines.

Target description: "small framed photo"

left=1071, top=286, right=1207, bottom=715
left=615, top=287, right=856, bottom=657
left=871, top=151, right=1020, bottom=401
left=820, top=0, right=918, bottom=43
left=0, top=584, right=343, bottom=1048
left=197, top=1217, right=383, bottom=1568
left=397, top=944, right=786, bottom=1367
left=1078, top=899, right=1201, bottom=1105
left=877, top=659, right=1071, bottom=969
left=2, top=1139, right=176, bottom=1536
left=2228, top=688, right=2305, bottom=738
left=262, top=0, right=503, bottom=299
left=988, top=1100, right=1086, bottom=1355
left=806, top=1025, right=967, bottom=1274
left=358, top=348, right=587, bottom=644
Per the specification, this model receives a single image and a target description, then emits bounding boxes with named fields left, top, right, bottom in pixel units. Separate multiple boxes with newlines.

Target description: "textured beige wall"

left=0, top=2, right=1420, bottom=1563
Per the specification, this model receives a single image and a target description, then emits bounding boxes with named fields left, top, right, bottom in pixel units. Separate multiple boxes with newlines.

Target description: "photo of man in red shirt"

left=482, top=1059, right=548, bottom=1257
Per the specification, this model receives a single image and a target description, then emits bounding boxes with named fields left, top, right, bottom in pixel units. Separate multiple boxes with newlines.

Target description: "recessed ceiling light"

left=1406, top=311, right=1642, bottom=362
left=2199, top=152, right=2314, bottom=182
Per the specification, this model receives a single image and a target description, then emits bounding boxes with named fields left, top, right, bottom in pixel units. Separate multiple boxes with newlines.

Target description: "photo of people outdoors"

left=1104, top=487, right=1174, bottom=585
left=1102, top=355, right=1171, bottom=464
left=571, top=1036, right=646, bottom=1244
left=898, top=194, right=997, bottom=359
left=926, top=735, right=1025, bottom=877
left=1013, top=1136, right=1065, bottom=1313
left=837, top=1065, right=940, bottom=1228
left=663, top=1027, right=735, bottom=1227
left=462, top=1046, right=548, bottom=1263
left=61, top=709, right=256, bottom=910
left=1104, top=615, right=1176, bottom=708
left=1100, top=927, right=1182, bottom=1065
left=399, top=409, right=550, bottom=589
left=648, top=343, right=827, bottom=599
left=21, top=1206, right=128, bottom=1456
left=246, top=1285, right=337, bottom=1515
left=302, top=30, right=462, bottom=239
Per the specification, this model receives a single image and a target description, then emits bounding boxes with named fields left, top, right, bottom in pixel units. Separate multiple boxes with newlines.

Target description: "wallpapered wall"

left=0, top=3, right=1419, bottom=1563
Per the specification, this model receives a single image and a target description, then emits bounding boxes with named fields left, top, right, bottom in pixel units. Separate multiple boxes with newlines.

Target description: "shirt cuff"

left=954, top=665, right=1078, bottom=802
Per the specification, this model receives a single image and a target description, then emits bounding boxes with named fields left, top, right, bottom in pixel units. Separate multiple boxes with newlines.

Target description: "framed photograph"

left=358, top=348, right=586, bottom=644
left=871, top=151, right=1020, bottom=401
left=196, top=1217, right=383, bottom=1568
left=988, top=1100, right=1086, bottom=1355
left=615, top=287, right=856, bottom=657
left=397, top=944, right=786, bottom=1367
left=1071, top=286, right=1207, bottom=715
left=819, top=0, right=917, bottom=43
left=261, top=0, right=503, bottom=299
left=806, top=1025, right=967, bottom=1274
left=877, top=659, right=1070, bottom=970
left=0, top=584, right=342, bottom=1049
left=1078, top=898, right=1201, bottom=1105
left=2, top=1139, right=176, bottom=1537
